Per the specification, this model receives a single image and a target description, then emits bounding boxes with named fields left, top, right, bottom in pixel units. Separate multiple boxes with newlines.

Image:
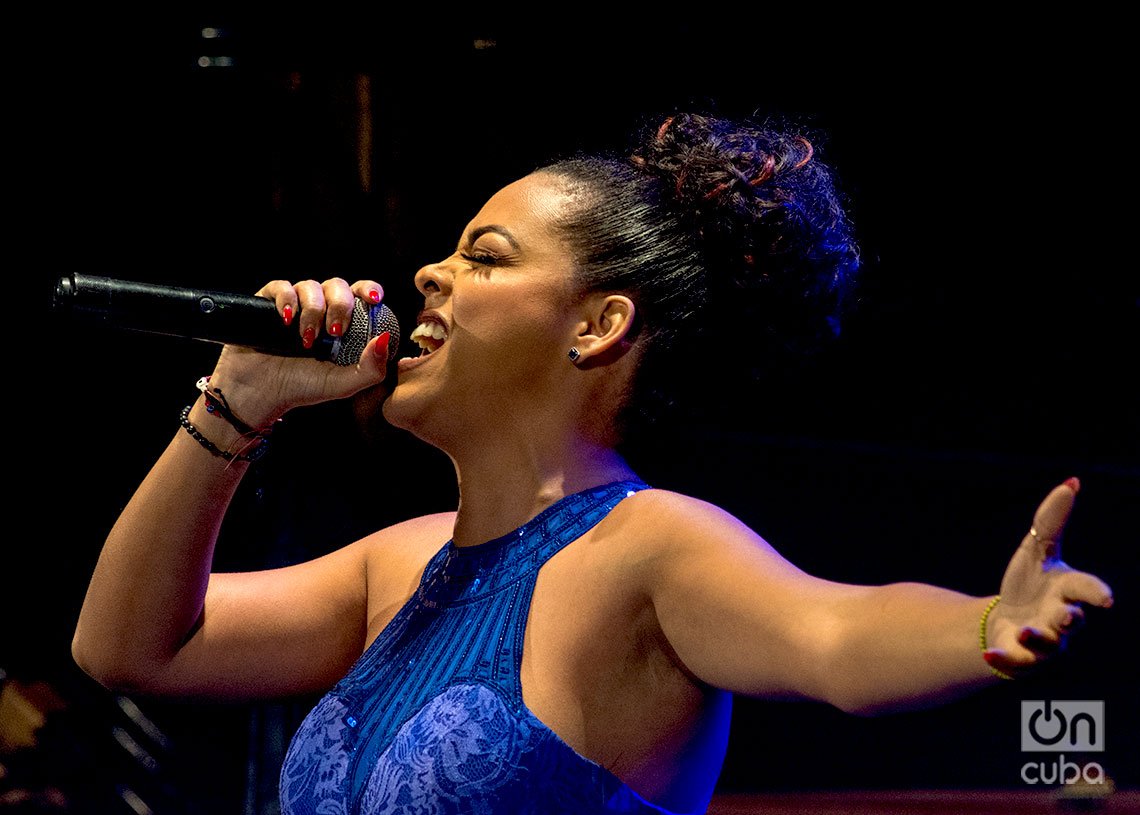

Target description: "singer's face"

left=381, top=173, right=588, bottom=445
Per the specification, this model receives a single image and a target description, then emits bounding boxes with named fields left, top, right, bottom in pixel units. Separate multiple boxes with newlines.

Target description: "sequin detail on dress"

left=280, top=480, right=688, bottom=814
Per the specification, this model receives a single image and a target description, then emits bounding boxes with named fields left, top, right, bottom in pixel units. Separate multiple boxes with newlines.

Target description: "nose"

left=414, top=262, right=452, bottom=299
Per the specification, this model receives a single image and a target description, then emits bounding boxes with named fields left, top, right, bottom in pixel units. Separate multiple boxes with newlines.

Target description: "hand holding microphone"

left=53, top=273, right=401, bottom=365
left=54, top=274, right=402, bottom=426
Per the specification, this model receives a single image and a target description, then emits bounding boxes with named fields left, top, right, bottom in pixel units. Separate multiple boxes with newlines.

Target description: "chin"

left=380, top=382, right=417, bottom=431
left=381, top=381, right=448, bottom=447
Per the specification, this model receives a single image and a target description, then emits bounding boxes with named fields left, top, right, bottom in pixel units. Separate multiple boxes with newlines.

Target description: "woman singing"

left=71, top=113, right=1114, bottom=814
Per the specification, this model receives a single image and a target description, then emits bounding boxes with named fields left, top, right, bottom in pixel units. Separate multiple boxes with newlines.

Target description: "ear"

left=572, top=294, right=636, bottom=365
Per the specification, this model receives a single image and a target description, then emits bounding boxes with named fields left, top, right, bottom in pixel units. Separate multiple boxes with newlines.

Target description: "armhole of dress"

left=341, top=540, right=453, bottom=689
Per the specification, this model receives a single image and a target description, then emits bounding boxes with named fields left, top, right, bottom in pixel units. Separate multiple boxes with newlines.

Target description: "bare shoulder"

left=602, top=487, right=812, bottom=599
left=608, top=488, right=780, bottom=559
left=360, top=510, right=458, bottom=546
left=358, top=511, right=458, bottom=571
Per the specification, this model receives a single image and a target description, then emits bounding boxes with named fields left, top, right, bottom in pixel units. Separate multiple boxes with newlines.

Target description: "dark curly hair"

left=538, top=113, right=861, bottom=442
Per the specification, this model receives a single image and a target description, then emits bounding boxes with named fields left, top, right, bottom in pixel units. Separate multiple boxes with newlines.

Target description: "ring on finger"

left=1029, top=526, right=1058, bottom=557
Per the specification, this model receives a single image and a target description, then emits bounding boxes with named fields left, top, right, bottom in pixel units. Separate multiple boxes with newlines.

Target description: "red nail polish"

left=329, top=322, right=343, bottom=337
left=982, top=651, right=996, bottom=664
left=373, top=331, right=390, bottom=360
left=283, top=304, right=294, bottom=326
left=1018, top=629, right=1032, bottom=645
left=302, top=326, right=315, bottom=349
left=369, top=289, right=381, bottom=303
left=1063, top=477, right=1080, bottom=494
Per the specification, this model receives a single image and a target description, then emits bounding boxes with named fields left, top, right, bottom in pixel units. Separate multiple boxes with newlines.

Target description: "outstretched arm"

left=645, top=479, right=1113, bottom=715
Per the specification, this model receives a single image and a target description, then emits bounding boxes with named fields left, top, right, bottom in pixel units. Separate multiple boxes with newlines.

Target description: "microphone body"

left=53, top=274, right=400, bottom=365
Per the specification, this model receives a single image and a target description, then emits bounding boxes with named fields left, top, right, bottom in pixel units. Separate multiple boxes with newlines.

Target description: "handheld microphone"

left=52, top=274, right=401, bottom=366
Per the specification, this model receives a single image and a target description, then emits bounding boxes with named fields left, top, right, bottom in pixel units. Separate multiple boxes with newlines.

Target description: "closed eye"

left=460, top=252, right=498, bottom=265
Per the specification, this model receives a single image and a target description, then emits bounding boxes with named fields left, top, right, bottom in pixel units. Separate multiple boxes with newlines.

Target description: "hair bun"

left=631, top=113, right=859, bottom=357
left=633, top=113, right=814, bottom=207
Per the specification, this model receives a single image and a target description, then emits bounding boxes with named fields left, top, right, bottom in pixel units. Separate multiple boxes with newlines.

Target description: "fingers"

left=256, top=280, right=301, bottom=328
left=1022, top=478, right=1080, bottom=563
left=1017, top=625, right=1062, bottom=654
left=295, top=280, right=327, bottom=349
left=256, top=278, right=381, bottom=349
left=370, top=331, right=391, bottom=365
left=1056, top=569, right=1115, bottom=609
left=321, top=278, right=355, bottom=340
left=351, top=280, right=384, bottom=306
left=984, top=625, right=1063, bottom=679
left=1056, top=603, right=1085, bottom=633
left=989, top=592, right=1104, bottom=677
left=1014, top=570, right=1109, bottom=650
left=984, top=646, right=1044, bottom=679
left=307, top=331, right=391, bottom=395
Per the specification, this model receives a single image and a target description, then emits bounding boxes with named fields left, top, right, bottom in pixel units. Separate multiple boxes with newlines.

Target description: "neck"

left=447, top=431, right=638, bottom=548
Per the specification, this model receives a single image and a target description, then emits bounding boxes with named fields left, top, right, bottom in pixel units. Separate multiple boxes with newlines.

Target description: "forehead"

left=464, top=174, right=575, bottom=245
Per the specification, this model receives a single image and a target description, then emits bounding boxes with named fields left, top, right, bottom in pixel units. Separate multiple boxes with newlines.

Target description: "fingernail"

left=982, top=651, right=997, bottom=665
left=369, top=289, right=381, bottom=303
left=283, top=304, right=294, bottom=326
left=302, top=326, right=315, bottom=349
left=1018, top=629, right=1033, bottom=645
left=329, top=322, right=343, bottom=337
left=1063, top=476, right=1081, bottom=494
left=373, top=331, right=390, bottom=360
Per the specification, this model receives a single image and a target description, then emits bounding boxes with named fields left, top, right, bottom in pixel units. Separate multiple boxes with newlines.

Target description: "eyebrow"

left=463, top=224, right=521, bottom=252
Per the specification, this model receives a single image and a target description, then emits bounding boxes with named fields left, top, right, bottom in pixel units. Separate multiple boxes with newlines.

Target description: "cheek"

left=451, top=280, right=569, bottom=359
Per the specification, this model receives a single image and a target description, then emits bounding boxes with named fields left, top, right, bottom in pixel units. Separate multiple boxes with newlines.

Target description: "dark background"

left=6, top=12, right=1137, bottom=814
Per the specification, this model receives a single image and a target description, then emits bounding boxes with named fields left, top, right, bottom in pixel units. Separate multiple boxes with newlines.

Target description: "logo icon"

left=1021, top=701, right=1104, bottom=752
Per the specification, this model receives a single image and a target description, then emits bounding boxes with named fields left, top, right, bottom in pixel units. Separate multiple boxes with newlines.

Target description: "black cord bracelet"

left=179, top=405, right=271, bottom=462
left=195, top=376, right=269, bottom=436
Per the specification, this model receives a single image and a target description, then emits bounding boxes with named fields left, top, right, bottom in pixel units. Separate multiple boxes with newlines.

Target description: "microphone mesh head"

left=335, top=300, right=401, bottom=365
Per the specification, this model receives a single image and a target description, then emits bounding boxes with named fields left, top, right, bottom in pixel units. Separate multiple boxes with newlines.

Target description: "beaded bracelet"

left=979, top=595, right=1016, bottom=680
left=180, top=405, right=271, bottom=463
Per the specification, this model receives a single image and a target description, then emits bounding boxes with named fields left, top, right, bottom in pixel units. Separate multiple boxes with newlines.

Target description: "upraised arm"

left=72, top=277, right=396, bottom=700
left=643, top=480, right=1113, bottom=715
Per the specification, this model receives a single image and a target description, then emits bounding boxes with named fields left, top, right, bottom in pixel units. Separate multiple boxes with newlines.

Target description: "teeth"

left=410, top=322, right=447, bottom=340
left=410, top=321, right=447, bottom=354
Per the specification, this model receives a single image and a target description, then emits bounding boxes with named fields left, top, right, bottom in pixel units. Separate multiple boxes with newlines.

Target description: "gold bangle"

left=979, top=595, right=1015, bottom=680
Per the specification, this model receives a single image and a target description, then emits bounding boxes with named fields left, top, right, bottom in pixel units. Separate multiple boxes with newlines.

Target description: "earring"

left=568, top=347, right=581, bottom=363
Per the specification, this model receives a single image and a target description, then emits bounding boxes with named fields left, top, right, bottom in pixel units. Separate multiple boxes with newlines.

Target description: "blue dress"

left=279, top=479, right=696, bottom=814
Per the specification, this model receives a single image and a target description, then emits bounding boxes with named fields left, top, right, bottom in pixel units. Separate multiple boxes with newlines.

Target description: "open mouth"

left=409, top=317, right=448, bottom=356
